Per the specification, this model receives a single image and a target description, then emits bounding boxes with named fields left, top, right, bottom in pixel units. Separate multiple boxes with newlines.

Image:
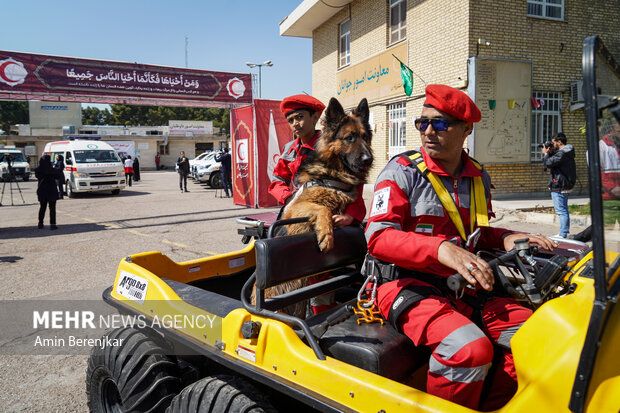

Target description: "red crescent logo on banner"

left=226, top=77, right=246, bottom=99
left=238, top=141, right=246, bottom=160
left=0, top=58, right=28, bottom=86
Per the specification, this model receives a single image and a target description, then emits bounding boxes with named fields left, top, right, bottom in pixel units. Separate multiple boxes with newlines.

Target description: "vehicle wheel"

left=86, top=327, right=181, bottom=413
left=209, top=172, right=222, bottom=189
left=167, top=375, right=277, bottom=413
left=66, top=181, right=75, bottom=198
left=111, top=189, right=120, bottom=195
left=22, top=175, right=29, bottom=182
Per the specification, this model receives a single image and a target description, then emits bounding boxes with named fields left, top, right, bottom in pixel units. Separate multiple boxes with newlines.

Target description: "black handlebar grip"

left=447, top=273, right=468, bottom=291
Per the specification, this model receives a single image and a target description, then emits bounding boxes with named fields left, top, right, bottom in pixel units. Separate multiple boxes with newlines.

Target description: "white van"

left=0, top=147, right=31, bottom=181
left=43, top=139, right=126, bottom=197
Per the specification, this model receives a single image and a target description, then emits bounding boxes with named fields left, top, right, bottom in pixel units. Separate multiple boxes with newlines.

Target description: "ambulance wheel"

left=66, top=181, right=75, bottom=198
left=209, top=172, right=222, bottom=189
left=86, top=327, right=181, bottom=413
left=167, top=375, right=277, bottom=413
left=111, top=189, right=120, bottom=195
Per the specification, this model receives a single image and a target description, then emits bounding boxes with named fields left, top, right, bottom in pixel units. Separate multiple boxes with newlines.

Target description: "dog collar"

left=306, top=178, right=355, bottom=194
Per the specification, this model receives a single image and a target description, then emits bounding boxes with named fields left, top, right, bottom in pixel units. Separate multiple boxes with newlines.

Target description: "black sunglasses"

left=414, top=118, right=463, bottom=132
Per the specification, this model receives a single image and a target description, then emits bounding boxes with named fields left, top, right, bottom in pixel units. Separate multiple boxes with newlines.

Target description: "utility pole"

left=185, top=35, right=189, bottom=68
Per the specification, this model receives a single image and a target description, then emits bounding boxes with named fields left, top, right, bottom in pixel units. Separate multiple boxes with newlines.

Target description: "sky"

left=0, top=0, right=312, bottom=107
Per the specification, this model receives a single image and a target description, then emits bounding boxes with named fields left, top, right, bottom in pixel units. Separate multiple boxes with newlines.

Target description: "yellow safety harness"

left=408, top=152, right=489, bottom=241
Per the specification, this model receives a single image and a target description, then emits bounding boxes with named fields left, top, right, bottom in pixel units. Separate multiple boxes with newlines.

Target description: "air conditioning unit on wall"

left=570, top=81, right=584, bottom=104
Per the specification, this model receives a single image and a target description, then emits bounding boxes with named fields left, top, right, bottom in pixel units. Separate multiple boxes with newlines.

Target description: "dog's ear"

left=325, top=97, right=346, bottom=125
left=352, top=98, right=369, bottom=125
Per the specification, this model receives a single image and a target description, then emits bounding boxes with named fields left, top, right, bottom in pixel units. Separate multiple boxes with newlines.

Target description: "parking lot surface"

left=0, top=171, right=585, bottom=411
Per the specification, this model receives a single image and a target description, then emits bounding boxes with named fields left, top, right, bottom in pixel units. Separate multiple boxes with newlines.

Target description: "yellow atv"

left=86, top=36, right=620, bottom=413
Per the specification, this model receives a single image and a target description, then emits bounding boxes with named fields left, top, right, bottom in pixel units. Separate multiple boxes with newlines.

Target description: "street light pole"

left=245, top=60, right=273, bottom=99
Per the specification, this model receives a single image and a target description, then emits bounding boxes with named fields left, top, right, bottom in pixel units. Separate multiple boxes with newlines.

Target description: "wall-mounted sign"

left=335, top=41, right=408, bottom=108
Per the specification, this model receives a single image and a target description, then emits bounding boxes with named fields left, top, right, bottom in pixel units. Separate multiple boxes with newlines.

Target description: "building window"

left=339, top=19, right=350, bottom=67
left=527, top=0, right=564, bottom=20
left=531, top=92, right=563, bottom=161
left=389, top=0, right=406, bottom=44
left=159, top=143, right=169, bottom=155
left=388, top=102, right=406, bottom=159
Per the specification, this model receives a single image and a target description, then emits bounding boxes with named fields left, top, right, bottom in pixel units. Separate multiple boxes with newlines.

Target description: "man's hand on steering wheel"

left=438, top=241, right=494, bottom=291
left=502, top=233, right=556, bottom=252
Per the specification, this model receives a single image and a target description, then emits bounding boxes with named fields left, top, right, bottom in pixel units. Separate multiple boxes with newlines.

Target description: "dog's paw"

left=318, top=232, right=334, bottom=251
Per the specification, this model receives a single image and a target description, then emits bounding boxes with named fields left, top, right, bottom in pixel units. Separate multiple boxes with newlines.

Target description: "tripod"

left=0, top=163, right=26, bottom=206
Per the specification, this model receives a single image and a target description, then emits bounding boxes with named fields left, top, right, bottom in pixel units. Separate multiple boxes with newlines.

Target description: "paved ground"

left=0, top=172, right=589, bottom=412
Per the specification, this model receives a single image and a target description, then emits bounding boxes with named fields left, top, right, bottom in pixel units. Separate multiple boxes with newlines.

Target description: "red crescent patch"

left=0, top=61, right=16, bottom=83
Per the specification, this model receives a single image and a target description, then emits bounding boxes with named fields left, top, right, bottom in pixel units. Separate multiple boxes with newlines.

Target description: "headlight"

left=116, top=170, right=124, bottom=177
left=26, top=165, right=30, bottom=172
left=74, top=171, right=90, bottom=178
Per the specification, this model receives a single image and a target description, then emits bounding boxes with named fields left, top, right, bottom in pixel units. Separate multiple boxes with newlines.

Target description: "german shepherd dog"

left=253, top=97, right=373, bottom=318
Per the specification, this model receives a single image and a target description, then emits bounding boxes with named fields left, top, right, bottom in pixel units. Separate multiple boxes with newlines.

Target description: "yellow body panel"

left=107, top=247, right=620, bottom=413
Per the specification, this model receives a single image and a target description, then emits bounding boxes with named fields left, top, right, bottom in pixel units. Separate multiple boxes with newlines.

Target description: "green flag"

left=393, top=55, right=413, bottom=96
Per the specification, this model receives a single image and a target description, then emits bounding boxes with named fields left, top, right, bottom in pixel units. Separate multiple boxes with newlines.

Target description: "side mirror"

left=65, top=159, right=73, bottom=166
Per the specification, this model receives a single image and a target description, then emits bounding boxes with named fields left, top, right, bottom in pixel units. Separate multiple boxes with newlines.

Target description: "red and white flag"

left=267, top=110, right=280, bottom=181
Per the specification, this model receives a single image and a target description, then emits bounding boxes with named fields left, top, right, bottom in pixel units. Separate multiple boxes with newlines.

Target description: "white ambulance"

left=43, top=139, right=126, bottom=197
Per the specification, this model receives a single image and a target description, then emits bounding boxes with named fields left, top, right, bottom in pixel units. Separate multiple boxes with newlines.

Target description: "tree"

left=0, top=101, right=29, bottom=135
left=82, top=106, right=113, bottom=125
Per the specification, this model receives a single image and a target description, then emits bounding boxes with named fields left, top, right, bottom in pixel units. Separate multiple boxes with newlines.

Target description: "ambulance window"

left=65, top=152, right=73, bottom=165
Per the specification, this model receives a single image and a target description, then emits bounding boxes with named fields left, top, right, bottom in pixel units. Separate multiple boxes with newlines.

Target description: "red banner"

left=0, top=50, right=252, bottom=107
left=231, top=106, right=255, bottom=206
left=254, top=99, right=293, bottom=207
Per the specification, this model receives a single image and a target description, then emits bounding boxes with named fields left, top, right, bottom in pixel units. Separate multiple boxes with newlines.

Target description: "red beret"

left=280, top=94, right=325, bottom=117
left=424, top=84, right=481, bottom=123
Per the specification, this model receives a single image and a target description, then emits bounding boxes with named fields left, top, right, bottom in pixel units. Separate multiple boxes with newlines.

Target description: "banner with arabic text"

left=0, top=50, right=252, bottom=107
left=231, top=106, right=255, bottom=206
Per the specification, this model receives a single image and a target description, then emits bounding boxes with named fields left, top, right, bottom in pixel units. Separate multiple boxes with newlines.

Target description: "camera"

left=538, top=141, right=553, bottom=150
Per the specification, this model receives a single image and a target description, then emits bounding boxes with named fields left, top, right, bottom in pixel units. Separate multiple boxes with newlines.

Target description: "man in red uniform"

left=269, top=94, right=366, bottom=226
left=365, top=84, right=554, bottom=410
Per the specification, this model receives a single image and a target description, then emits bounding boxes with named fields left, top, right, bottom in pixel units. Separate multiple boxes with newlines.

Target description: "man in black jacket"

left=542, top=132, right=576, bottom=238
left=177, top=151, right=190, bottom=192
left=215, top=148, right=232, bottom=197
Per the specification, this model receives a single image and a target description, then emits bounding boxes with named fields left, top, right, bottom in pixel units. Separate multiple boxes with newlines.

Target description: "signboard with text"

left=335, top=41, right=408, bottom=108
left=0, top=50, right=252, bottom=107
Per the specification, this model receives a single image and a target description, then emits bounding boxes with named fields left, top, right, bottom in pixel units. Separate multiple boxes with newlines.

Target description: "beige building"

left=280, top=0, right=620, bottom=195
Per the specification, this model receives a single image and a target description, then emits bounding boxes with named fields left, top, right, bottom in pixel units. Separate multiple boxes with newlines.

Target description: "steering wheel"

left=447, top=239, right=539, bottom=300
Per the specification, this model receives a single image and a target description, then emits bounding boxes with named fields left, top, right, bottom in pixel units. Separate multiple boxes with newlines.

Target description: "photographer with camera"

left=541, top=132, right=576, bottom=238
left=35, top=155, right=64, bottom=230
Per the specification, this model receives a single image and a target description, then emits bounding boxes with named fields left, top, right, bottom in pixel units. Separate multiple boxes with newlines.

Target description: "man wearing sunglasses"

left=365, top=84, right=554, bottom=410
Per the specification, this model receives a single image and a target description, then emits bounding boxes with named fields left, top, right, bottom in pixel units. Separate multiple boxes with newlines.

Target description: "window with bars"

left=388, top=102, right=406, bottom=159
left=389, top=0, right=407, bottom=44
left=527, top=0, right=564, bottom=20
left=339, top=19, right=351, bottom=67
left=531, top=92, right=563, bottom=161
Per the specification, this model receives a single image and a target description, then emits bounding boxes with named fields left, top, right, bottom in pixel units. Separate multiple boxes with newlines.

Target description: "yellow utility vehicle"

left=86, top=36, right=620, bottom=413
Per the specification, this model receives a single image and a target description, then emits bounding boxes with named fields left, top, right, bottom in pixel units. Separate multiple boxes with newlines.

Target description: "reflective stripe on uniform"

left=375, top=167, right=411, bottom=194
left=496, top=322, right=524, bottom=349
left=365, top=221, right=402, bottom=242
left=429, top=324, right=491, bottom=383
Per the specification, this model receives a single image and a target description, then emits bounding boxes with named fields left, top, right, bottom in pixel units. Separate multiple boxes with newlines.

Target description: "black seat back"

left=254, top=225, right=367, bottom=290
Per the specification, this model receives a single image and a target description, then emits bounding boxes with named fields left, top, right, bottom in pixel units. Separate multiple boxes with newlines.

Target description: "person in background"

left=177, top=151, right=190, bottom=192
left=155, top=152, right=161, bottom=170
left=124, top=155, right=134, bottom=187
left=365, top=84, right=554, bottom=410
left=35, top=155, right=64, bottom=230
left=215, top=148, right=232, bottom=197
left=133, top=155, right=141, bottom=182
left=542, top=132, right=577, bottom=238
left=53, top=154, right=65, bottom=199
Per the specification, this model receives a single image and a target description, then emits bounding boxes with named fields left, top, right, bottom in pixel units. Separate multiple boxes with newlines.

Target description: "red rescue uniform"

left=365, top=148, right=530, bottom=410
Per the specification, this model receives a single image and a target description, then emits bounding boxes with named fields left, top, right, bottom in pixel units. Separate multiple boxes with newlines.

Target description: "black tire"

left=167, top=375, right=277, bottom=413
left=66, top=181, right=75, bottom=198
left=86, top=327, right=181, bottom=413
left=22, top=175, right=29, bottom=182
left=209, top=172, right=222, bottom=189
left=111, top=189, right=120, bottom=195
